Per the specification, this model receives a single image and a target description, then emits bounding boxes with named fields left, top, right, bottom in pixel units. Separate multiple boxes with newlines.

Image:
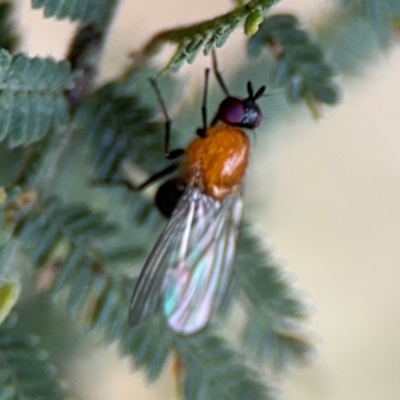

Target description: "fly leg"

left=149, top=77, right=184, bottom=160
left=211, top=49, right=230, bottom=97
left=210, top=49, right=231, bottom=126
left=196, top=68, right=210, bottom=138
left=91, top=163, right=180, bottom=192
left=92, top=78, right=185, bottom=191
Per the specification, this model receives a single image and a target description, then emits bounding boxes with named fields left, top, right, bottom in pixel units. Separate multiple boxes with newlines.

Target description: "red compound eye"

left=217, top=97, right=245, bottom=125
left=214, top=82, right=265, bottom=129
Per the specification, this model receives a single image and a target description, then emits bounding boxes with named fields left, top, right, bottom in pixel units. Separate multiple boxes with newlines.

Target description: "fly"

left=129, top=54, right=265, bottom=334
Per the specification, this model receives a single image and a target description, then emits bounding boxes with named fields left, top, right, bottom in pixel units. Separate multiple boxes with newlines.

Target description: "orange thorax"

left=184, top=124, right=249, bottom=201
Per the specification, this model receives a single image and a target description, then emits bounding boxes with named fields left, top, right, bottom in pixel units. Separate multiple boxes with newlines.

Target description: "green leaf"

left=31, top=0, right=119, bottom=29
left=248, top=14, right=340, bottom=110
left=235, top=225, right=312, bottom=372
left=0, top=314, right=65, bottom=399
left=244, top=9, right=264, bottom=36
left=0, top=280, right=19, bottom=325
left=15, top=194, right=277, bottom=398
left=338, top=0, right=400, bottom=45
left=0, top=51, right=76, bottom=148
left=17, top=197, right=117, bottom=268
left=176, top=333, right=275, bottom=400
left=120, top=313, right=174, bottom=382
left=80, top=81, right=162, bottom=180
left=0, top=187, right=37, bottom=247
left=16, top=198, right=171, bottom=380
left=138, top=0, right=280, bottom=72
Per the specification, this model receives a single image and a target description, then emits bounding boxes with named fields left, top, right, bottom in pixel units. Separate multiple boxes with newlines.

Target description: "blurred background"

left=17, top=0, right=400, bottom=399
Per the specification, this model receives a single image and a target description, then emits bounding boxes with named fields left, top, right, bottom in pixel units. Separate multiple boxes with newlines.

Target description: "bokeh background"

left=17, top=0, right=400, bottom=399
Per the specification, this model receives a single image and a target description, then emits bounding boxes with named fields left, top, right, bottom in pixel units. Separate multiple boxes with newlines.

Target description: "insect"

left=129, top=57, right=265, bottom=334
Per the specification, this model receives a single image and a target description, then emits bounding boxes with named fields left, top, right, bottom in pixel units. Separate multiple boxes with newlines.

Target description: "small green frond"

left=235, top=225, right=312, bottom=372
left=244, top=9, right=264, bottom=36
left=0, top=2, right=19, bottom=52
left=0, top=187, right=37, bottom=247
left=119, top=313, right=174, bottom=382
left=0, top=51, right=76, bottom=148
left=80, top=81, right=163, bottom=180
left=17, top=197, right=117, bottom=268
left=175, top=333, right=275, bottom=400
left=35, top=245, right=173, bottom=381
left=121, top=312, right=276, bottom=398
left=0, top=314, right=65, bottom=399
left=248, top=14, right=340, bottom=110
left=31, top=0, right=119, bottom=29
left=338, top=0, right=400, bottom=45
left=0, top=280, right=20, bottom=325
left=12, top=194, right=140, bottom=327
left=15, top=198, right=172, bottom=380
left=15, top=195, right=278, bottom=397
left=138, top=0, right=280, bottom=72
left=14, top=195, right=171, bottom=380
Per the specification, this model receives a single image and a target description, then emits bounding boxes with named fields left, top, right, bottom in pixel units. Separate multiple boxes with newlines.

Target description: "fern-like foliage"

left=347, top=0, right=400, bottom=44
left=137, top=0, right=279, bottom=72
left=236, top=225, right=311, bottom=372
left=0, top=187, right=13, bottom=248
left=0, top=187, right=37, bottom=247
left=13, top=195, right=276, bottom=399
left=18, top=199, right=172, bottom=382
left=175, top=333, right=274, bottom=400
left=0, top=280, right=20, bottom=325
left=31, top=0, right=119, bottom=29
left=248, top=14, right=339, bottom=112
left=0, top=51, right=76, bottom=148
left=16, top=197, right=118, bottom=268
left=14, top=196, right=143, bottom=345
left=0, top=314, right=65, bottom=399
left=1, top=0, right=397, bottom=398
left=80, top=81, right=162, bottom=180
left=0, top=2, right=18, bottom=53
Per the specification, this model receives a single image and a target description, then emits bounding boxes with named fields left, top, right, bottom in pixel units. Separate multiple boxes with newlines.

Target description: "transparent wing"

left=129, top=185, right=243, bottom=334
left=128, top=187, right=195, bottom=326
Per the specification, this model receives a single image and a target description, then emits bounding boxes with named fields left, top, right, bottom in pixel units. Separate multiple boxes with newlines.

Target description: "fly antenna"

left=246, top=81, right=266, bottom=101
left=260, top=89, right=286, bottom=98
left=254, top=85, right=266, bottom=99
left=247, top=81, right=254, bottom=99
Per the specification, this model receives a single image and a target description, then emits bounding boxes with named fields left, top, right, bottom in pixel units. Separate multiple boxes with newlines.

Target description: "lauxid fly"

left=129, top=55, right=265, bottom=334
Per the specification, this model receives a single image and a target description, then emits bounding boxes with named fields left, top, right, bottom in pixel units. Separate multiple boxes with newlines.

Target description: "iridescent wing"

left=129, top=185, right=243, bottom=334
